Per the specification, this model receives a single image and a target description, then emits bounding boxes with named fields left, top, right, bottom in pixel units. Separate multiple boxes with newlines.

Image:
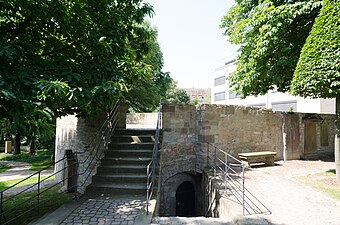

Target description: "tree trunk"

left=29, top=137, right=36, bottom=154
left=12, top=133, right=21, bottom=155
left=335, top=97, right=340, bottom=184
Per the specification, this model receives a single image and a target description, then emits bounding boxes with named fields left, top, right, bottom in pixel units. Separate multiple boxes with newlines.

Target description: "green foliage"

left=162, top=80, right=190, bottom=104
left=0, top=0, right=157, bottom=119
left=0, top=1, right=165, bottom=142
left=221, top=0, right=322, bottom=97
left=0, top=164, right=11, bottom=173
left=125, top=25, right=173, bottom=112
left=2, top=186, right=72, bottom=225
left=291, top=0, right=340, bottom=98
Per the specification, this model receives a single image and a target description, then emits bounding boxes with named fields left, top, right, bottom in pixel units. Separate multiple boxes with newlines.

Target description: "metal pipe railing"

left=206, top=142, right=246, bottom=215
left=206, top=142, right=271, bottom=216
left=146, top=104, right=162, bottom=214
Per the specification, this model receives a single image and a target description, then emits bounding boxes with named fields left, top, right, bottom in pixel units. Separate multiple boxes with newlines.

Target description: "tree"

left=220, top=0, right=322, bottom=97
left=222, top=0, right=340, bottom=183
left=0, top=0, right=162, bottom=150
left=126, top=24, right=173, bottom=112
left=163, top=80, right=190, bottom=104
left=291, top=0, right=340, bottom=183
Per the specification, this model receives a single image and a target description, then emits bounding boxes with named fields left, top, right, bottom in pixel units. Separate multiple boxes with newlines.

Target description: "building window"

left=214, top=76, right=226, bottom=86
left=214, top=92, right=225, bottom=101
left=272, top=100, right=297, bottom=112
left=247, top=103, right=266, bottom=108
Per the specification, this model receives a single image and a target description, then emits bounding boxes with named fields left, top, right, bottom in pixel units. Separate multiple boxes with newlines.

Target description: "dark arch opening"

left=176, top=181, right=196, bottom=217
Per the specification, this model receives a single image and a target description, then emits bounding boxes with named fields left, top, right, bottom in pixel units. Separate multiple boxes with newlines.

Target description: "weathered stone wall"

left=158, top=104, right=336, bottom=216
left=126, top=113, right=158, bottom=128
left=55, top=106, right=127, bottom=193
left=198, top=105, right=284, bottom=160
left=159, top=105, right=204, bottom=216
left=55, top=113, right=107, bottom=193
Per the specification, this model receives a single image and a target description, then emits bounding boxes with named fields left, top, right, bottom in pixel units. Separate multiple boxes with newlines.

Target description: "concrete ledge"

left=135, top=198, right=156, bottom=224
left=28, top=200, right=83, bottom=225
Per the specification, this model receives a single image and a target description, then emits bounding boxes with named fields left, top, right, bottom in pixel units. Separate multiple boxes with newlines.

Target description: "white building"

left=211, top=56, right=335, bottom=114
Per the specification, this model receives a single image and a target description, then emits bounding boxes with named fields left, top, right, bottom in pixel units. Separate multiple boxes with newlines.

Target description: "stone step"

left=92, top=174, right=147, bottom=183
left=97, top=165, right=146, bottom=174
left=105, top=149, right=153, bottom=158
left=111, top=134, right=155, bottom=143
left=101, top=157, right=152, bottom=165
left=109, top=142, right=154, bottom=150
left=87, top=183, right=146, bottom=195
left=115, top=129, right=156, bottom=136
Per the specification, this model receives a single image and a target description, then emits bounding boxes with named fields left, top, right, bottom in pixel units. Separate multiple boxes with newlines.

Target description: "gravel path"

left=244, top=160, right=340, bottom=225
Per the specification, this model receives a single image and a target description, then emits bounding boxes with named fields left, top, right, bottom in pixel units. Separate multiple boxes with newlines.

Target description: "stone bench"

left=238, top=151, right=277, bottom=166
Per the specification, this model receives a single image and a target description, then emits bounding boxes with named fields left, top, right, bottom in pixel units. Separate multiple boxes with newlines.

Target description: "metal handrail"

left=206, top=143, right=246, bottom=215
left=76, top=101, right=120, bottom=188
left=146, top=104, right=162, bottom=214
left=206, top=143, right=271, bottom=216
left=0, top=101, right=120, bottom=225
left=0, top=155, right=73, bottom=225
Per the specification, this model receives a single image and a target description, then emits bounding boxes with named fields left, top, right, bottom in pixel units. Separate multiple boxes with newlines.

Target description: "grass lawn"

left=0, top=163, right=11, bottom=173
left=298, top=169, right=340, bottom=200
left=2, top=186, right=73, bottom=225
left=0, top=175, right=54, bottom=191
left=0, top=150, right=53, bottom=171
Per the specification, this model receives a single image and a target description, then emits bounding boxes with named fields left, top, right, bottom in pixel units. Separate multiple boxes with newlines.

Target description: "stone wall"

left=55, top=106, right=127, bottom=193
left=158, top=104, right=336, bottom=216
left=158, top=105, right=201, bottom=216
left=198, top=105, right=284, bottom=160
left=126, top=113, right=158, bottom=129
left=55, top=113, right=107, bottom=193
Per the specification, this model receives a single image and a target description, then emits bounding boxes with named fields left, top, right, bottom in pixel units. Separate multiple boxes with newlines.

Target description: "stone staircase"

left=88, top=128, right=157, bottom=195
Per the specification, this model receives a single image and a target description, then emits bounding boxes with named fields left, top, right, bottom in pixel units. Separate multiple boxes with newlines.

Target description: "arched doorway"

left=176, top=181, right=196, bottom=217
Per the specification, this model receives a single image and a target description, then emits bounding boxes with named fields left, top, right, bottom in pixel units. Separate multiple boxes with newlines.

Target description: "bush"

left=291, top=0, right=340, bottom=98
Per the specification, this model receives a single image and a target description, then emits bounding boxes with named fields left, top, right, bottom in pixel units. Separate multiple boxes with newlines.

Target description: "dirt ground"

left=244, top=159, right=340, bottom=225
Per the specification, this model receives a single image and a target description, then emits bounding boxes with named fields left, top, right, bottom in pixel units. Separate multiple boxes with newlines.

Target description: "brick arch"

left=159, top=172, right=203, bottom=216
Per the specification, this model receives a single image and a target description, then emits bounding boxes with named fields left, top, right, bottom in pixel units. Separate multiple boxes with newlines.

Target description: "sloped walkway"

left=243, top=159, right=340, bottom=225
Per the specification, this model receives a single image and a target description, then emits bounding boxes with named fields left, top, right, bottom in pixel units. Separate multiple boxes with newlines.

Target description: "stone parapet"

left=158, top=104, right=336, bottom=216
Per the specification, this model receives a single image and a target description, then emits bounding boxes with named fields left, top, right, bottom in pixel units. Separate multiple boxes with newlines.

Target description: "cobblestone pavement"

left=59, top=196, right=147, bottom=225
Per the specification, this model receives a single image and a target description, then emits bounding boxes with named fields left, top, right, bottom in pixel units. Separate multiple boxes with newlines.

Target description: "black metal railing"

left=146, top=104, right=162, bottom=214
left=0, top=101, right=120, bottom=225
left=206, top=143, right=271, bottom=216
left=75, top=101, right=120, bottom=191
left=0, top=155, right=75, bottom=225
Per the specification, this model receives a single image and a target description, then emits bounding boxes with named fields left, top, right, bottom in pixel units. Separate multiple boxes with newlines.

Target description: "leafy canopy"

left=162, top=80, right=190, bottom=105
left=291, top=0, right=340, bottom=98
left=221, top=0, right=322, bottom=98
left=0, top=0, right=166, bottom=136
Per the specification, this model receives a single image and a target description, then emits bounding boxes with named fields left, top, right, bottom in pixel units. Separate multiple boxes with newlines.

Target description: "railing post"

left=66, top=150, right=78, bottom=193
left=207, top=143, right=209, bottom=167
left=225, top=153, right=228, bottom=193
left=0, top=191, right=6, bottom=225
left=146, top=165, right=149, bottom=215
left=37, top=172, right=41, bottom=217
left=214, top=147, right=217, bottom=177
left=242, top=165, right=245, bottom=215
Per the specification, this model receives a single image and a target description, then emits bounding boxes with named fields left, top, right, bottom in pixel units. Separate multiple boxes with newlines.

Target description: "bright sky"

left=146, top=0, right=238, bottom=88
